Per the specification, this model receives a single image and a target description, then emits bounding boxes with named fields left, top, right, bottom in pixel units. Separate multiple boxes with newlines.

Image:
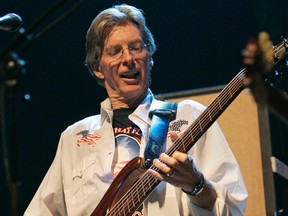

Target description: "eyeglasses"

left=103, top=41, right=148, bottom=61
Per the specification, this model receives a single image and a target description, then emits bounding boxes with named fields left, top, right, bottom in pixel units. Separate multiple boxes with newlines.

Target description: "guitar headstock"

left=243, top=32, right=275, bottom=104
left=270, top=35, right=288, bottom=84
left=243, top=32, right=288, bottom=105
left=258, top=32, right=274, bottom=74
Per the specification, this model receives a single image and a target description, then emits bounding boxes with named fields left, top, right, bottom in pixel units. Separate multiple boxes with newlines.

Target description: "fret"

left=149, top=178, right=157, bottom=190
left=91, top=35, right=288, bottom=216
left=207, top=108, right=213, bottom=122
left=208, top=105, right=216, bottom=121
left=182, top=137, right=187, bottom=152
left=198, top=119, right=203, bottom=132
left=217, top=96, right=223, bottom=110
left=120, top=206, right=125, bottom=216
left=101, top=70, right=249, bottom=216
left=225, top=89, right=232, bottom=102
left=228, top=85, right=233, bottom=98
left=146, top=181, right=151, bottom=191
left=132, top=199, right=136, bottom=213
left=137, top=190, right=141, bottom=203
left=128, top=201, right=132, bottom=215
left=141, top=181, right=147, bottom=196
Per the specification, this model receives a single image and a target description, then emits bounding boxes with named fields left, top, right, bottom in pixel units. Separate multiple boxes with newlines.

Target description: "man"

left=242, top=32, right=288, bottom=123
left=24, top=4, right=247, bottom=215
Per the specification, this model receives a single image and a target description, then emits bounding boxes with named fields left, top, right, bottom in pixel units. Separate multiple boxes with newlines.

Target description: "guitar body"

left=91, top=32, right=288, bottom=216
left=91, top=156, right=146, bottom=216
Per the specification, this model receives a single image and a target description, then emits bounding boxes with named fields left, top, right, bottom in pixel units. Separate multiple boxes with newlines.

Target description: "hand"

left=146, top=132, right=217, bottom=210
left=146, top=132, right=202, bottom=192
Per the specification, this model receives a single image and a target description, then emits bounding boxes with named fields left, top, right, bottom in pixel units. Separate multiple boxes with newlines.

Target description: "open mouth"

left=121, top=71, right=140, bottom=79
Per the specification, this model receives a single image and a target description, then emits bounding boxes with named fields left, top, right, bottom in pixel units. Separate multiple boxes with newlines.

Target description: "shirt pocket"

left=71, top=153, right=97, bottom=205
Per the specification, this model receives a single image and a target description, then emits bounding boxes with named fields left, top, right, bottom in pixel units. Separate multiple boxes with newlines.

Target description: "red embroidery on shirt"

left=76, top=130, right=101, bottom=147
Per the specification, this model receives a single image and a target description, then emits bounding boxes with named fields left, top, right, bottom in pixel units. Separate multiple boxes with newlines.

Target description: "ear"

left=94, top=70, right=105, bottom=80
left=90, top=63, right=104, bottom=80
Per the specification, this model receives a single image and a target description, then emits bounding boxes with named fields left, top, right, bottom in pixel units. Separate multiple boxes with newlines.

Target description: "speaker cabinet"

left=156, top=86, right=276, bottom=216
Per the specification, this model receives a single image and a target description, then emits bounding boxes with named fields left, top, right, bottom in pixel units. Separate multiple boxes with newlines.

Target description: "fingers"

left=148, top=151, right=193, bottom=179
left=146, top=152, right=202, bottom=190
left=146, top=158, right=175, bottom=181
left=159, top=152, right=179, bottom=168
left=152, top=155, right=177, bottom=176
left=146, top=152, right=181, bottom=181
left=169, top=131, right=179, bottom=142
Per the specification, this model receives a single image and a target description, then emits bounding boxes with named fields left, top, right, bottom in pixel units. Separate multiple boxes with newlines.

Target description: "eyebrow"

left=104, top=38, right=143, bottom=51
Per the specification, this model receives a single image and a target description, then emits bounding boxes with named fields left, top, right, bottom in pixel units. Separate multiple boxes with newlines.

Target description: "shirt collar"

left=99, top=89, right=155, bottom=126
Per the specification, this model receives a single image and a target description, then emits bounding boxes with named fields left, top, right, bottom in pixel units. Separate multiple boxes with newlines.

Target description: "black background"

left=1, top=0, right=288, bottom=215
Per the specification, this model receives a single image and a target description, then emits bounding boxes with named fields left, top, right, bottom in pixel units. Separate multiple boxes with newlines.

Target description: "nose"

left=121, top=48, right=134, bottom=63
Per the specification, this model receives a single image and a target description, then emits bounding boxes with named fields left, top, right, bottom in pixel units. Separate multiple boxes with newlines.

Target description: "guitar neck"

left=104, top=36, right=288, bottom=216
left=166, top=69, right=245, bottom=156
left=106, top=69, right=246, bottom=216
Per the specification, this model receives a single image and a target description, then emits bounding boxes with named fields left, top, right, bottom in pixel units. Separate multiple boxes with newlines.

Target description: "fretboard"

left=104, top=35, right=288, bottom=216
left=106, top=69, right=246, bottom=215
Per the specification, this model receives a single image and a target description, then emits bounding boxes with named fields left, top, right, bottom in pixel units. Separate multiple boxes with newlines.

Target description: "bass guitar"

left=91, top=33, right=288, bottom=216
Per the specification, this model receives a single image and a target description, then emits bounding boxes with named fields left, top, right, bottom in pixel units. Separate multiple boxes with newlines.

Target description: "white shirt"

left=24, top=90, right=247, bottom=216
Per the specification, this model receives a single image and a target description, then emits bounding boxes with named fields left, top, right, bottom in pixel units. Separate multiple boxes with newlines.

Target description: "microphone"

left=0, top=13, right=22, bottom=32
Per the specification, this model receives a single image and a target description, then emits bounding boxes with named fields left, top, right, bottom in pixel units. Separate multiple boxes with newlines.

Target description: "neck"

left=110, top=91, right=148, bottom=109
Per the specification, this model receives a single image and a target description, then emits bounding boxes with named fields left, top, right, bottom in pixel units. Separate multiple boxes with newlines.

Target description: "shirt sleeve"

left=24, top=133, right=67, bottom=216
left=186, top=121, right=248, bottom=215
left=176, top=100, right=248, bottom=215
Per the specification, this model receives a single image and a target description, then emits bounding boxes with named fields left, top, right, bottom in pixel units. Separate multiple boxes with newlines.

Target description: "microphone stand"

left=0, top=1, right=88, bottom=215
left=0, top=51, right=25, bottom=216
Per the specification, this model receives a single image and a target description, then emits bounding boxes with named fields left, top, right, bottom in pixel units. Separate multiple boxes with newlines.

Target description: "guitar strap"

left=144, top=101, right=178, bottom=168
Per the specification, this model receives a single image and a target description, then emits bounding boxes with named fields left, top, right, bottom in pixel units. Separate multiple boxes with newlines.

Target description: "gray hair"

left=85, top=4, right=156, bottom=86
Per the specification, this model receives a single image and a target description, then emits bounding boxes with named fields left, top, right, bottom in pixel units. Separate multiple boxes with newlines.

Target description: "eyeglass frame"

left=102, top=40, right=149, bottom=61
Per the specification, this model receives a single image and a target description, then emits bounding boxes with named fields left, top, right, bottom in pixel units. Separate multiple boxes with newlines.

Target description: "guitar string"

left=168, top=40, right=286, bottom=155
left=108, top=71, right=245, bottom=215
left=110, top=72, right=244, bottom=214
left=109, top=43, right=286, bottom=215
left=108, top=55, right=274, bottom=215
left=166, top=41, right=287, bottom=158
left=107, top=42, right=286, bottom=215
left=107, top=170, right=158, bottom=215
left=108, top=60, right=268, bottom=214
left=169, top=71, right=245, bottom=155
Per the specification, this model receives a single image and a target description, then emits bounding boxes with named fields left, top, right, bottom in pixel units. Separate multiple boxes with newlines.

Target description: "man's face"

left=94, top=23, right=152, bottom=105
